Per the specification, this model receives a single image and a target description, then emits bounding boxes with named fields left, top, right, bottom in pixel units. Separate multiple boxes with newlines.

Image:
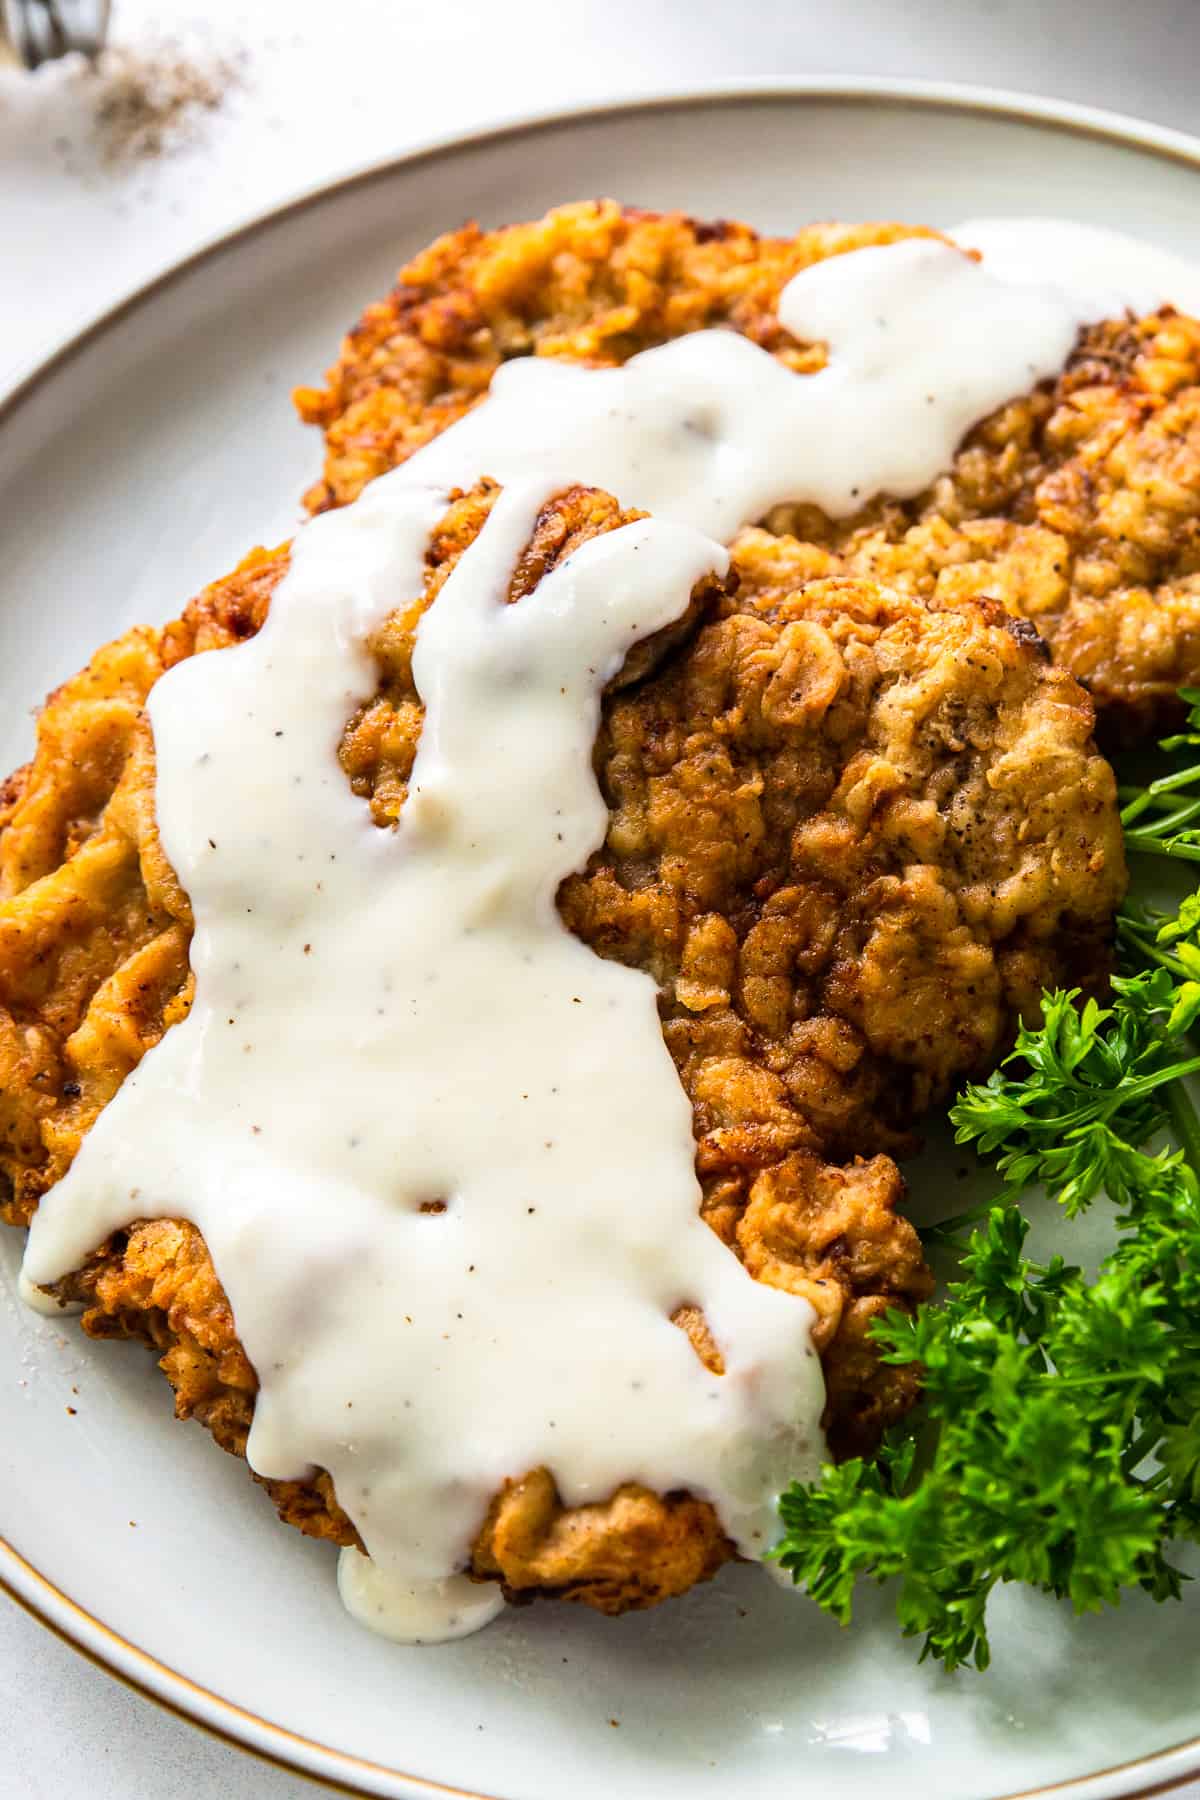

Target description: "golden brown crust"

left=806, top=312, right=1200, bottom=741
left=297, top=203, right=1200, bottom=736
left=0, top=471, right=1119, bottom=1615
left=574, top=545, right=1124, bottom=1164
left=472, top=1470, right=730, bottom=1612
left=294, top=201, right=941, bottom=516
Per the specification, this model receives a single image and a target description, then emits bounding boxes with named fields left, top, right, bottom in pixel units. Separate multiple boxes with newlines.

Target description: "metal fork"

left=1, top=0, right=110, bottom=67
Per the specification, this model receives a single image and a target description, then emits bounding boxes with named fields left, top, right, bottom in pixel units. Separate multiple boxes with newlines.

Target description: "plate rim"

left=3, top=73, right=1200, bottom=1800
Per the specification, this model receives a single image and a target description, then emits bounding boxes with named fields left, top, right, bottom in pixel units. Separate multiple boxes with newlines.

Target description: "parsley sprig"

left=772, top=704, right=1200, bottom=1670
left=1120, top=686, right=1200, bottom=862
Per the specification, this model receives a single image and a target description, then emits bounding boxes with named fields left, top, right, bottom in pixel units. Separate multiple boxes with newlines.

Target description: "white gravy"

left=20, top=220, right=1200, bottom=1642
left=950, top=217, right=1200, bottom=320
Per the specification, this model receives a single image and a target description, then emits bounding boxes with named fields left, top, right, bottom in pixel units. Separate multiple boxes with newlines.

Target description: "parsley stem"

left=1115, top=917, right=1185, bottom=979
left=1121, top=797, right=1200, bottom=835
left=1124, top=762, right=1200, bottom=804
left=1165, top=1079, right=1200, bottom=1184
left=919, top=1201, right=994, bottom=1246
left=1053, top=1053, right=1200, bottom=1119
left=1136, top=799, right=1200, bottom=835
left=1148, top=763, right=1200, bottom=793
left=1118, top=785, right=1200, bottom=814
left=1047, top=1372, right=1149, bottom=1388
left=1124, top=831, right=1200, bottom=863
left=1119, top=777, right=1200, bottom=838
left=1128, top=1055, right=1200, bottom=1094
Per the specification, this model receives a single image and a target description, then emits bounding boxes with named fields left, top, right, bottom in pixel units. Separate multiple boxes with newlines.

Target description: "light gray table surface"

left=3, top=1, right=1199, bottom=1794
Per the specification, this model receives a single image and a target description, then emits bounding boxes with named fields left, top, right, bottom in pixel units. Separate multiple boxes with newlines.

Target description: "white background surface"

left=2, top=2, right=1200, bottom=1796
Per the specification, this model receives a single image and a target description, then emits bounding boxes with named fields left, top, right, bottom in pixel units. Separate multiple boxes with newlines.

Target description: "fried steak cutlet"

left=296, top=200, right=1200, bottom=739
left=0, top=477, right=1122, bottom=1613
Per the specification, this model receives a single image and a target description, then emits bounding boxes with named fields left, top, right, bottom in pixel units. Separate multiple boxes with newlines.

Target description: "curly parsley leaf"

left=950, top=974, right=1200, bottom=1214
left=773, top=1189, right=1196, bottom=1670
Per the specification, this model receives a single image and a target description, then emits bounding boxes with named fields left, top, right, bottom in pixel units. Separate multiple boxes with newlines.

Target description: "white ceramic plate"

left=2, top=80, right=1199, bottom=1800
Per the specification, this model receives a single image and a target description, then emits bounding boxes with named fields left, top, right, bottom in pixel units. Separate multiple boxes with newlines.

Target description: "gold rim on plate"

left=2, top=76, right=1199, bottom=1800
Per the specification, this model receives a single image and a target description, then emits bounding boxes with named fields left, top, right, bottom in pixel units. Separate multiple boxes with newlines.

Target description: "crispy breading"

left=822, top=312, right=1200, bottom=740
left=297, top=202, right=1200, bottom=735
left=568, top=535, right=1125, bottom=1165
left=1, top=476, right=1120, bottom=1612
left=294, top=201, right=940, bottom=516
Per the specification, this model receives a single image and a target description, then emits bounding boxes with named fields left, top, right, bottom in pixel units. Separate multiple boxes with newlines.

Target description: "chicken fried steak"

left=0, top=478, right=1122, bottom=1614
left=297, top=201, right=1200, bottom=736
